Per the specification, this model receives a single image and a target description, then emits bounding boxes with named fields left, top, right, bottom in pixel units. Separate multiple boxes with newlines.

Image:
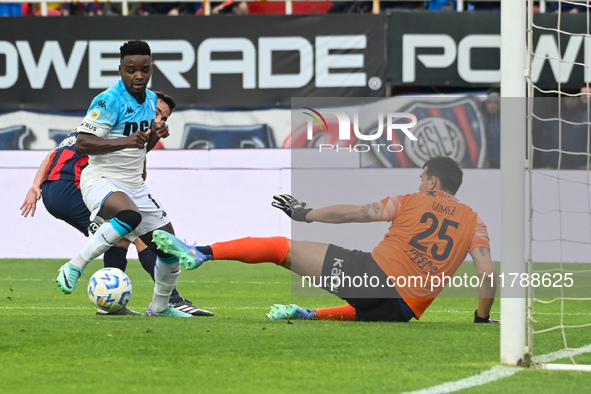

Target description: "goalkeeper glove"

left=272, top=194, right=313, bottom=223
left=474, top=309, right=500, bottom=323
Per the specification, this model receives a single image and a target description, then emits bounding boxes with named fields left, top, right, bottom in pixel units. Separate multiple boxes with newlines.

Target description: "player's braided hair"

left=120, top=40, right=151, bottom=59
left=423, top=156, right=463, bottom=195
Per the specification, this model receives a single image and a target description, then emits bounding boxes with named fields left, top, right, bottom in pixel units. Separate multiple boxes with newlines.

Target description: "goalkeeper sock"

left=150, top=257, right=181, bottom=313
left=315, top=305, right=356, bottom=321
left=210, top=237, right=289, bottom=265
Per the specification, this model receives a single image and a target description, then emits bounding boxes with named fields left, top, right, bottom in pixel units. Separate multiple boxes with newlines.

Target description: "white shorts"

left=82, top=178, right=170, bottom=242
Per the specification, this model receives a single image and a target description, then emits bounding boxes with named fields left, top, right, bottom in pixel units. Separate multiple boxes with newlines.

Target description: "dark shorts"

left=321, top=244, right=415, bottom=322
left=42, top=180, right=91, bottom=236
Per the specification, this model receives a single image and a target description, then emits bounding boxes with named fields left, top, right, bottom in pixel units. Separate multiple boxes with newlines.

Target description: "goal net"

left=526, top=0, right=591, bottom=371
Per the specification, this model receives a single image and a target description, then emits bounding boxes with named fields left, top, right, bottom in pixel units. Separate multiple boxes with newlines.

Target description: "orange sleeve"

left=470, top=216, right=490, bottom=250
left=377, top=195, right=404, bottom=222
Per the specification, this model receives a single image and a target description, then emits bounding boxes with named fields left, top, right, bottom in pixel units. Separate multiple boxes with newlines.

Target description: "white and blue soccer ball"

left=87, top=268, right=132, bottom=312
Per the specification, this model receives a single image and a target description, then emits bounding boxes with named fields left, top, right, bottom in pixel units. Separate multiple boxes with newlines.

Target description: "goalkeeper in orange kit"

left=154, top=156, right=498, bottom=323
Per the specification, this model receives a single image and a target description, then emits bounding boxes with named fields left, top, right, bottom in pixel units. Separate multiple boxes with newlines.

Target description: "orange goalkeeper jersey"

left=370, top=190, right=490, bottom=319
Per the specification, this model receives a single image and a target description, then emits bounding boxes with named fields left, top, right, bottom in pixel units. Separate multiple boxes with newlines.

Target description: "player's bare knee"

left=114, top=238, right=131, bottom=249
left=280, top=259, right=292, bottom=270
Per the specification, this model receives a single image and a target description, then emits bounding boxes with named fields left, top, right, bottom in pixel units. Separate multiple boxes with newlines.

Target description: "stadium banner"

left=289, top=96, right=490, bottom=168
left=0, top=15, right=385, bottom=111
left=0, top=94, right=496, bottom=168
left=388, top=12, right=588, bottom=90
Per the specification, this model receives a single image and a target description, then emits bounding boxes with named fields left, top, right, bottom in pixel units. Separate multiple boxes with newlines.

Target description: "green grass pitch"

left=0, top=259, right=589, bottom=393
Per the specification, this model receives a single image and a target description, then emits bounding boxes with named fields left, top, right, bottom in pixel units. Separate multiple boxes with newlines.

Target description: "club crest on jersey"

left=91, top=110, right=100, bottom=120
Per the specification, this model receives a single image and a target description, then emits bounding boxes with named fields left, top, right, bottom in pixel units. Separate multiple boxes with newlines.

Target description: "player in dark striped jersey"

left=20, top=92, right=213, bottom=317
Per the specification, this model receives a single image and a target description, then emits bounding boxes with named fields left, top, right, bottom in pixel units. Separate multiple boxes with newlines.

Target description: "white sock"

left=150, top=258, right=181, bottom=313
left=70, top=222, right=124, bottom=271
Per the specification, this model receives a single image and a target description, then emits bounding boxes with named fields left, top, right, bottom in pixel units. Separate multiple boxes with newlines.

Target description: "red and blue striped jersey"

left=43, top=132, right=89, bottom=188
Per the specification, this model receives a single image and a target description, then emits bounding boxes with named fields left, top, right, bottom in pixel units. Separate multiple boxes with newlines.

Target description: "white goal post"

left=500, top=0, right=527, bottom=366
left=502, top=0, right=591, bottom=370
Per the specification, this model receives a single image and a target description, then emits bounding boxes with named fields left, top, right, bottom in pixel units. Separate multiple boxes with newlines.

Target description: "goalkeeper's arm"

left=306, top=202, right=384, bottom=223
left=470, top=246, right=499, bottom=323
left=272, top=194, right=385, bottom=224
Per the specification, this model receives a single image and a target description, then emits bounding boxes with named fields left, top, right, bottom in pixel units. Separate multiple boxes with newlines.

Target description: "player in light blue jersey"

left=78, top=78, right=158, bottom=191
left=56, top=40, right=201, bottom=317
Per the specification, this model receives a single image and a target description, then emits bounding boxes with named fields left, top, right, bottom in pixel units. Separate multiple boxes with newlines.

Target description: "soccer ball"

left=87, top=268, right=132, bottom=312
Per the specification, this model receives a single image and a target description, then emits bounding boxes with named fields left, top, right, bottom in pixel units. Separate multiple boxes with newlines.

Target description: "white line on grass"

left=402, top=344, right=591, bottom=393
left=534, top=344, right=591, bottom=363
left=401, top=366, right=520, bottom=394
